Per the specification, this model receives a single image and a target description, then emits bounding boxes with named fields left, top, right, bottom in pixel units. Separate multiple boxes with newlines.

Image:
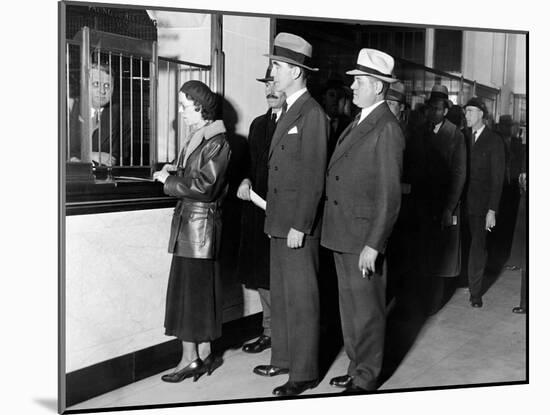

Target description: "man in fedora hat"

left=321, top=48, right=404, bottom=393
left=253, top=32, right=328, bottom=397
left=384, top=80, right=416, bottom=311
left=416, top=84, right=467, bottom=315
left=385, top=80, right=406, bottom=123
left=237, top=66, right=286, bottom=354
left=463, top=97, right=505, bottom=307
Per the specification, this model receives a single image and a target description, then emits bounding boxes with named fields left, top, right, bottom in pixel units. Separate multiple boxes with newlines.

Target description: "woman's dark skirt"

left=164, top=255, right=223, bottom=342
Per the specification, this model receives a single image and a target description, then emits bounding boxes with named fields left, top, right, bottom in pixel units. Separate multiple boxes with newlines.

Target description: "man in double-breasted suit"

left=463, top=97, right=505, bottom=307
left=252, top=32, right=328, bottom=397
left=322, top=49, right=405, bottom=393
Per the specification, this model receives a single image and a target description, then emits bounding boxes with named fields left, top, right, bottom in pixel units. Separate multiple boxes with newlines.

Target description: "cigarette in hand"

left=362, top=268, right=366, bottom=278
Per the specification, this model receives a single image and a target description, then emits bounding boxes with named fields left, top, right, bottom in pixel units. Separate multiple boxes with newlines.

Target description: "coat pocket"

left=353, top=202, right=373, bottom=219
left=179, top=207, right=209, bottom=246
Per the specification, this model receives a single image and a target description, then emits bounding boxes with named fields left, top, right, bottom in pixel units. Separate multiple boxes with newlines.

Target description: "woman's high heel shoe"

left=161, top=358, right=204, bottom=383
left=202, top=353, right=223, bottom=376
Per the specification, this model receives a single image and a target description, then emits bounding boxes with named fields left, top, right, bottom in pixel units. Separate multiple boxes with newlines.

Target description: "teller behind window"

left=153, top=80, right=231, bottom=383
left=68, top=62, right=130, bottom=166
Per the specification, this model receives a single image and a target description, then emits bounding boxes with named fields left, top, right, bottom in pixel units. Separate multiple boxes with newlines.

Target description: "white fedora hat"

left=346, top=48, right=397, bottom=83
left=264, top=32, right=319, bottom=72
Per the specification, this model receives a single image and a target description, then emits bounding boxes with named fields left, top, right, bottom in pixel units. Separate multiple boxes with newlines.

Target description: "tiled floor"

left=68, top=267, right=526, bottom=411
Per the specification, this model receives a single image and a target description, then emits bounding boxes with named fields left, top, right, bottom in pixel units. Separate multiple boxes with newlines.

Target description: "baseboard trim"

left=65, top=312, right=263, bottom=408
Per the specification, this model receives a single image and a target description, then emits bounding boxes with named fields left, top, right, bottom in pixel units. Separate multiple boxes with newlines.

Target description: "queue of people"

left=151, top=31, right=525, bottom=397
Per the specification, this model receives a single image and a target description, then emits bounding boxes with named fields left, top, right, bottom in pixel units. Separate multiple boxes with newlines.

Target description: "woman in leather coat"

left=153, top=80, right=231, bottom=382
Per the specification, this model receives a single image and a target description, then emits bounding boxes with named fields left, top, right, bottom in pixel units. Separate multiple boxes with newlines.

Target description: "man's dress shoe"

left=242, top=335, right=271, bottom=353
left=470, top=298, right=483, bottom=308
left=329, top=374, right=352, bottom=388
left=253, top=365, right=289, bottom=377
left=512, top=306, right=526, bottom=314
left=272, top=380, right=318, bottom=396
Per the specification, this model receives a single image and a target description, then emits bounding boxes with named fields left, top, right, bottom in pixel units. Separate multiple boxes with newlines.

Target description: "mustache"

left=266, top=94, right=280, bottom=99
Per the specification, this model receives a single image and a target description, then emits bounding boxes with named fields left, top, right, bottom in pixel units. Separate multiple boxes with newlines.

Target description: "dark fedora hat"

left=264, top=32, right=319, bottom=72
left=499, top=114, right=513, bottom=125
left=386, top=81, right=406, bottom=103
left=464, top=96, right=488, bottom=118
left=427, top=84, right=453, bottom=108
left=256, top=65, right=274, bottom=83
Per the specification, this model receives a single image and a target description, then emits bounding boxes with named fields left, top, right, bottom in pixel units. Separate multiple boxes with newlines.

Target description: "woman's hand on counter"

left=153, top=169, right=170, bottom=184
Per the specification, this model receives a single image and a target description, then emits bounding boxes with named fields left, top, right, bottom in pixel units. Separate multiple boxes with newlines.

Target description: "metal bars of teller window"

left=65, top=38, right=153, bottom=169
left=157, top=57, right=211, bottom=164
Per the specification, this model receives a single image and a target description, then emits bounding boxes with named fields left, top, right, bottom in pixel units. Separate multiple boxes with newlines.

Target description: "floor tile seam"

left=402, top=354, right=526, bottom=387
left=405, top=323, right=484, bottom=354
left=437, top=338, right=527, bottom=369
left=427, top=313, right=512, bottom=336
left=401, top=330, right=479, bottom=377
left=380, top=359, right=439, bottom=390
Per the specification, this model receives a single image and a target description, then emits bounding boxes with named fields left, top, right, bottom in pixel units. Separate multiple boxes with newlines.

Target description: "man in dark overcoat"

left=236, top=67, right=285, bottom=354
left=321, top=48, right=405, bottom=393
left=417, top=85, right=467, bottom=315
left=384, top=80, right=413, bottom=306
left=463, top=97, right=505, bottom=307
left=252, top=32, right=328, bottom=397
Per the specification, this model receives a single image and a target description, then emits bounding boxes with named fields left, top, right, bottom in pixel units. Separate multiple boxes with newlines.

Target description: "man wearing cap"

left=417, top=85, right=467, bottom=315
left=236, top=67, right=286, bottom=354
left=252, top=32, right=328, bottom=397
left=463, top=97, right=505, bottom=308
left=321, top=48, right=404, bottom=392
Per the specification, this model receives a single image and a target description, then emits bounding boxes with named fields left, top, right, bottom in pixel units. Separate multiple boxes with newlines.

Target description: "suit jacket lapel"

left=261, top=109, right=274, bottom=160
left=328, top=104, right=386, bottom=169
left=472, top=127, right=487, bottom=151
left=269, top=91, right=311, bottom=159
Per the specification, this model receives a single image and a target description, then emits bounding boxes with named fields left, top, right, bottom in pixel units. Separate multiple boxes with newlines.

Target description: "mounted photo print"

left=58, top=1, right=528, bottom=413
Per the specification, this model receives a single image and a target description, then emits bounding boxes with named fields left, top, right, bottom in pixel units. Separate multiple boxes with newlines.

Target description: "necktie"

left=91, top=108, right=100, bottom=130
left=277, top=102, right=288, bottom=125
left=473, top=130, right=478, bottom=145
left=337, top=114, right=360, bottom=146
left=331, top=117, right=338, bottom=133
left=271, top=113, right=277, bottom=123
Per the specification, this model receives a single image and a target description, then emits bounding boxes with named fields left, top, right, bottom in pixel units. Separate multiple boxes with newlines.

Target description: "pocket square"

left=288, top=126, right=298, bottom=134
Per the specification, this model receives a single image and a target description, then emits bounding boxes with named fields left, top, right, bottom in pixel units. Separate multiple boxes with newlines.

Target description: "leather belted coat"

left=164, top=120, right=231, bottom=259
